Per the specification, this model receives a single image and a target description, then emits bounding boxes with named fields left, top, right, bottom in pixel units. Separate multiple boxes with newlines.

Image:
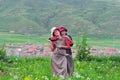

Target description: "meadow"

left=0, top=56, right=120, bottom=80
left=0, top=32, right=120, bottom=80
left=0, top=32, right=120, bottom=49
left=0, top=32, right=48, bottom=43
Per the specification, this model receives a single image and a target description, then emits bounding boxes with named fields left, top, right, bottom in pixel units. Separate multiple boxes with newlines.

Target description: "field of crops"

left=0, top=56, right=120, bottom=80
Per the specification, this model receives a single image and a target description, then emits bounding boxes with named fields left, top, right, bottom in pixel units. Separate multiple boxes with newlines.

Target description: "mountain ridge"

left=0, top=0, right=120, bottom=38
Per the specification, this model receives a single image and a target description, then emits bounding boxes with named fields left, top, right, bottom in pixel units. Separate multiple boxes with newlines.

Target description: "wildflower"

left=86, top=77, right=90, bottom=80
left=76, top=74, right=80, bottom=78
left=73, top=72, right=84, bottom=78
left=9, top=73, right=13, bottom=76
left=59, top=75, right=65, bottom=79
left=13, top=75, right=18, bottom=80
left=41, top=76, right=49, bottom=80
left=35, top=77, right=40, bottom=80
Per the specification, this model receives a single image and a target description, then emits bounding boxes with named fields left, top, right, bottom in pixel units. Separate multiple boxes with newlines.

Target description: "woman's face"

left=54, top=30, right=60, bottom=36
left=61, top=30, right=67, bottom=36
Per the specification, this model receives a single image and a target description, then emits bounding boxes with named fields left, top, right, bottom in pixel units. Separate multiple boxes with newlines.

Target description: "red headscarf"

left=57, top=25, right=67, bottom=32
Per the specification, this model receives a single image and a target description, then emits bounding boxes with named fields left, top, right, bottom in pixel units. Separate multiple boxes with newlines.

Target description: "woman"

left=57, top=25, right=74, bottom=76
left=49, top=28, right=71, bottom=79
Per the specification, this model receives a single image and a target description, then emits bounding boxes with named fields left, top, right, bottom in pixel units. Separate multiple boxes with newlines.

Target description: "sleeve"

left=66, top=35, right=73, bottom=46
left=51, top=42, right=55, bottom=51
left=65, top=37, right=70, bottom=49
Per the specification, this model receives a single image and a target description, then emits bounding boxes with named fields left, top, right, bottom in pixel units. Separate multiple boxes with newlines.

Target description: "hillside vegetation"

left=0, top=0, right=120, bottom=38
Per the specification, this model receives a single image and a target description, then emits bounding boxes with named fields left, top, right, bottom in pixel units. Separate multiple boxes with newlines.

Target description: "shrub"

left=0, top=43, right=13, bottom=73
left=0, top=43, right=6, bottom=60
left=76, top=35, right=91, bottom=61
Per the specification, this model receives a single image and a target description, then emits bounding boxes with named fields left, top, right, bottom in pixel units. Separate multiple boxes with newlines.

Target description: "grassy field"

left=73, top=36, right=120, bottom=49
left=0, top=32, right=120, bottom=49
left=0, top=56, right=120, bottom=80
left=0, top=32, right=120, bottom=80
left=0, top=32, right=49, bottom=43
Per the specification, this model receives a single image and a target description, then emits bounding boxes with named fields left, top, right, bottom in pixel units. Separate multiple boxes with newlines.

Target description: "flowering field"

left=0, top=56, right=120, bottom=80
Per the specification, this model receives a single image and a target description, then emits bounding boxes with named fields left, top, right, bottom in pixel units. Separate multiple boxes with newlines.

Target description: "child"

left=57, top=25, right=73, bottom=55
left=57, top=25, right=73, bottom=47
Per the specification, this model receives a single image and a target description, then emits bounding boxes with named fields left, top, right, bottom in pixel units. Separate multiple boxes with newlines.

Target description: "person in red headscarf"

left=57, top=25, right=73, bottom=55
left=57, top=25, right=74, bottom=76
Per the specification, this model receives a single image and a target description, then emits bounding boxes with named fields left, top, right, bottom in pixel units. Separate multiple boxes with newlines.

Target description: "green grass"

left=73, top=36, right=120, bottom=49
left=0, top=56, right=120, bottom=80
left=0, top=32, right=48, bottom=43
left=0, top=32, right=120, bottom=49
left=88, top=39, right=120, bottom=49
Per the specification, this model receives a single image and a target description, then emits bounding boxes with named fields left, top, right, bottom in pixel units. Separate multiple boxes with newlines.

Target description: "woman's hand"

left=47, top=39, right=52, bottom=44
left=57, top=45, right=62, bottom=48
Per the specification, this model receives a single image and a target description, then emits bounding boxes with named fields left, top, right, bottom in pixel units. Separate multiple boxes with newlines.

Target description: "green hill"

left=0, top=0, right=120, bottom=38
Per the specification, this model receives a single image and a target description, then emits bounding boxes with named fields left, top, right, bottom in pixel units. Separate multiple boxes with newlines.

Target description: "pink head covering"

left=57, top=25, right=67, bottom=32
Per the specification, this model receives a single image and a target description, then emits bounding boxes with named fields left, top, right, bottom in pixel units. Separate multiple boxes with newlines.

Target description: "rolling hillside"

left=0, top=0, right=120, bottom=38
